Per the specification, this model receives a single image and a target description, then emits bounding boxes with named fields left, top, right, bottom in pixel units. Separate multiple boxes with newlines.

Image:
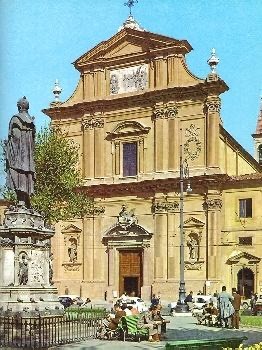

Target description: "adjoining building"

left=43, top=14, right=262, bottom=301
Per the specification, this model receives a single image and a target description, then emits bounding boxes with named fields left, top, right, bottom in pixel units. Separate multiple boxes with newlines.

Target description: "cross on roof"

left=124, top=0, right=138, bottom=16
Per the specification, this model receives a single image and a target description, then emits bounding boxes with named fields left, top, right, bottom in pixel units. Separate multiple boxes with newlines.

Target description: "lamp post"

left=175, top=136, right=192, bottom=313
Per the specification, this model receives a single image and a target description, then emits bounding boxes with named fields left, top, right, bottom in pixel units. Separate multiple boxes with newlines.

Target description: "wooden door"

left=119, top=250, right=143, bottom=297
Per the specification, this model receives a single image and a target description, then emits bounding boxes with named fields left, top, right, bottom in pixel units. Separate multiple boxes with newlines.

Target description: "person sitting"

left=184, top=291, right=194, bottom=310
left=152, top=305, right=170, bottom=340
left=151, top=294, right=160, bottom=308
left=121, top=303, right=132, bottom=316
left=137, top=307, right=162, bottom=342
left=108, top=304, right=126, bottom=330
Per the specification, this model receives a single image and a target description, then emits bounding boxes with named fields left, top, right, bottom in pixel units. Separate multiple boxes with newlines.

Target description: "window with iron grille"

left=123, top=142, right=137, bottom=177
left=239, top=237, right=252, bottom=246
left=239, top=198, right=252, bottom=218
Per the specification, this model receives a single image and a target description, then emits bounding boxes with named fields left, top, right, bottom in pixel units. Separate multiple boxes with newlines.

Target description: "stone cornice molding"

left=203, top=198, right=222, bottom=211
left=152, top=104, right=178, bottom=120
left=152, top=201, right=179, bottom=213
left=205, top=96, right=221, bottom=113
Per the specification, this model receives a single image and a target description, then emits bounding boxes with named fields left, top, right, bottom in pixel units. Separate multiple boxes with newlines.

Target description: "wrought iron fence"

left=0, top=312, right=105, bottom=349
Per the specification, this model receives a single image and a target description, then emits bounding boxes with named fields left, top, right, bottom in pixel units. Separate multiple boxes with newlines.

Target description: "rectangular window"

left=123, top=142, right=137, bottom=177
left=239, top=198, right=252, bottom=218
left=239, top=237, right=252, bottom=246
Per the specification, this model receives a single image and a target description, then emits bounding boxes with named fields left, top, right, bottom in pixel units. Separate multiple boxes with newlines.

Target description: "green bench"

left=165, top=336, right=247, bottom=349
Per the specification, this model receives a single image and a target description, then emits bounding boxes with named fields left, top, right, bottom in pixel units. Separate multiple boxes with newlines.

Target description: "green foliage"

left=65, top=307, right=107, bottom=319
left=30, top=126, right=93, bottom=223
left=240, top=315, right=262, bottom=327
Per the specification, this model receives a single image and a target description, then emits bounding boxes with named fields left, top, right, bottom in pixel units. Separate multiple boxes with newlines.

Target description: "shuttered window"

left=239, top=198, right=252, bottom=218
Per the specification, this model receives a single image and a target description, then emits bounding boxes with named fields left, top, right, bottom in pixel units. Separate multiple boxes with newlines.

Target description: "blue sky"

left=0, top=0, right=261, bottom=185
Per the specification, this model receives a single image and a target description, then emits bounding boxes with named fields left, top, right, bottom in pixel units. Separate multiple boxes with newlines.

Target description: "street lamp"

left=175, top=137, right=192, bottom=313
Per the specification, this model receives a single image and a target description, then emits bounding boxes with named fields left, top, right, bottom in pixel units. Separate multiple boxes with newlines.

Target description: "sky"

left=0, top=0, right=261, bottom=185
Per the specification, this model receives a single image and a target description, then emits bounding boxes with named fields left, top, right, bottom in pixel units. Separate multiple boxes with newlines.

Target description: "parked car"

left=115, top=297, right=148, bottom=313
left=168, top=295, right=212, bottom=315
left=241, top=298, right=251, bottom=310
left=58, top=295, right=84, bottom=308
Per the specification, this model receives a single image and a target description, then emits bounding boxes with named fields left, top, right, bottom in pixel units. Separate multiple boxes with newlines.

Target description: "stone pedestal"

left=0, top=204, right=63, bottom=316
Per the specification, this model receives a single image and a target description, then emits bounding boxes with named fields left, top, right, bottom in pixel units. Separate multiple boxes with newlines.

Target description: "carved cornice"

left=82, top=117, right=104, bottom=129
left=203, top=198, right=222, bottom=211
left=205, top=96, right=221, bottom=113
left=153, top=104, right=178, bottom=120
left=152, top=201, right=179, bottom=213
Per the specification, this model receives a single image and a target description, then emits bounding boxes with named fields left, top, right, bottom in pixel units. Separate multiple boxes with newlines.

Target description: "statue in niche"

left=18, top=253, right=29, bottom=285
left=5, top=97, right=36, bottom=208
left=68, top=238, right=77, bottom=262
left=187, top=236, right=199, bottom=260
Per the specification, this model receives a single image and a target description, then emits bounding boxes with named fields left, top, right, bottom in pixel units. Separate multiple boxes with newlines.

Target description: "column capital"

left=205, top=96, right=221, bottom=113
left=152, top=201, right=179, bottom=213
left=152, top=103, right=178, bottom=120
left=203, top=198, right=222, bottom=211
left=82, top=116, right=104, bottom=129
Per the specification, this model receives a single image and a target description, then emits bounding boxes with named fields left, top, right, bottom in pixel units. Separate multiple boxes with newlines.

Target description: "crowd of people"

left=195, top=286, right=243, bottom=329
left=96, top=292, right=168, bottom=342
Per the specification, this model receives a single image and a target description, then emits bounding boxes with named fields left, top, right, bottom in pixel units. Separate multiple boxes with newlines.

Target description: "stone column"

left=93, top=206, right=105, bottom=281
left=94, top=115, right=105, bottom=178
left=82, top=117, right=95, bottom=179
left=203, top=197, right=222, bottom=280
left=167, top=203, right=179, bottom=279
left=205, top=96, right=221, bottom=169
left=115, top=141, right=120, bottom=175
left=141, top=245, right=153, bottom=300
left=153, top=202, right=168, bottom=281
left=153, top=105, right=166, bottom=172
left=167, top=106, right=179, bottom=171
left=82, top=217, right=94, bottom=281
left=138, top=139, right=144, bottom=174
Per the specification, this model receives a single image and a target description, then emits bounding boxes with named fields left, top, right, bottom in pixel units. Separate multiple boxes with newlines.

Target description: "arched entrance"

left=237, top=267, right=254, bottom=298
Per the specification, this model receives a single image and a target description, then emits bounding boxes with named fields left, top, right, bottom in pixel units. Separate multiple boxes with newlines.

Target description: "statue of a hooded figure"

left=5, top=97, right=36, bottom=208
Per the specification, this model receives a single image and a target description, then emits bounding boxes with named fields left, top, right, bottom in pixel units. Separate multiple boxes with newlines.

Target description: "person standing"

left=218, top=286, right=234, bottom=328
left=231, top=288, right=241, bottom=329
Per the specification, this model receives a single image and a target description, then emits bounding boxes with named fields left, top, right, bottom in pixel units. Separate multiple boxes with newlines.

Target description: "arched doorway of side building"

left=237, top=267, right=254, bottom=298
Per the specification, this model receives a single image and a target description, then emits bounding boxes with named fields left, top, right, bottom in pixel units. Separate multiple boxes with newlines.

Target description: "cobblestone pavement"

left=52, top=315, right=262, bottom=350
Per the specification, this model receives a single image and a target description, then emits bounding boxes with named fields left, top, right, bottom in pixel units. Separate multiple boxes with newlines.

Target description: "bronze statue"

left=5, top=97, right=36, bottom=208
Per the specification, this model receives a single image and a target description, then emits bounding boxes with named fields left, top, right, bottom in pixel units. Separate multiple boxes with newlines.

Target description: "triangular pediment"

left=61, top=224, right=82, bottom=234
left=227, top=251, right=261, bottom=264
left=74, top=28, right=192, bottom=69
left=104, top=41, right=143, bottom=58
left=184, top=217, right=205, bottom=228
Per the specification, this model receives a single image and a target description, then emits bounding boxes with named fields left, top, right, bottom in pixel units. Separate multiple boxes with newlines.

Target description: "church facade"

left=43, top=18, right=262, bottom=301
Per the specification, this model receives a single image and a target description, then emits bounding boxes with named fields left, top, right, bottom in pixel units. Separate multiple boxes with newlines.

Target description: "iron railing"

left=0, top=312, right=105, bottom=349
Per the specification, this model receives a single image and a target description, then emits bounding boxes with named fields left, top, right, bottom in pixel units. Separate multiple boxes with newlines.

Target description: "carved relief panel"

left=110, top=64, right=148, bottom=95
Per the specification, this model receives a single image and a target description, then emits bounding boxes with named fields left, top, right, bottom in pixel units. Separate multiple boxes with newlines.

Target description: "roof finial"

left=207, top=48, right=219, bottom=74
left=124, top=0, right=138, bottom=16
left=52, top=79, right=62, bottom=103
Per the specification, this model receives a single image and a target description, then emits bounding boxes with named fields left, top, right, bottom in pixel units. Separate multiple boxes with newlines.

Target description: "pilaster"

left=203, top=197, right=222, bottom=280
left=205, top=96, right=221, bottom=169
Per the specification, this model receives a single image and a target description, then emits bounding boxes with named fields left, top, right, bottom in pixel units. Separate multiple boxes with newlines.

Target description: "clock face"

left=184, top=137, right=202, bottom=161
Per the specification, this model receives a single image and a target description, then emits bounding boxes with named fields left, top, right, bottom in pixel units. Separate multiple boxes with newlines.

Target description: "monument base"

left=0, top=286, right=63, bottom=316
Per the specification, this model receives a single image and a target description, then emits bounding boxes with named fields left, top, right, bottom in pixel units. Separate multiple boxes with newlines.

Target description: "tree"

left=1, top=126, right=93, bottom=223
